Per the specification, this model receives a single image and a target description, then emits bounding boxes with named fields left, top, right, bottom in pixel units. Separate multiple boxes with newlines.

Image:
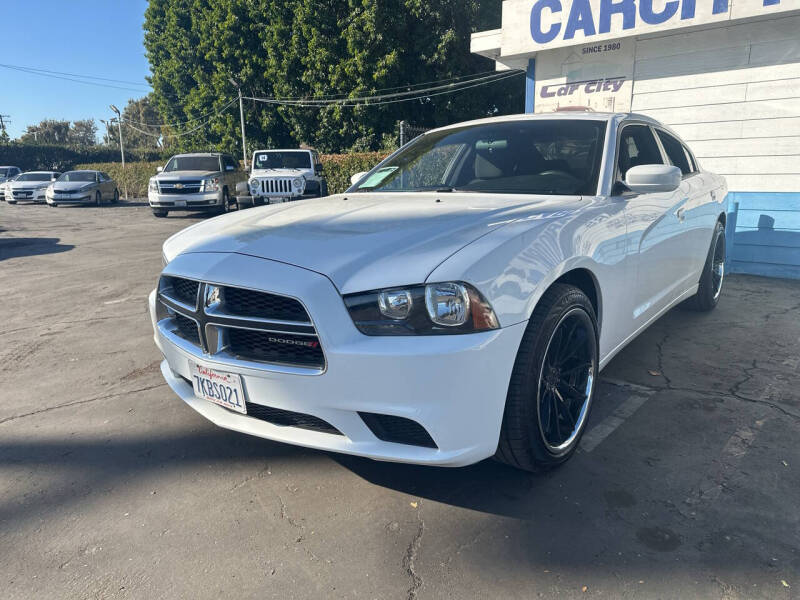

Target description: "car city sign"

left=499, top=0, right=799, bottom=54
left=540, top=76, right=626, bottom=98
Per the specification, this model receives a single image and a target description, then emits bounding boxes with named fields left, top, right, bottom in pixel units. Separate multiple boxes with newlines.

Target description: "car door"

left=655, top=129, right=716, bottom=279
left=616, top=123, right=694, bottom=325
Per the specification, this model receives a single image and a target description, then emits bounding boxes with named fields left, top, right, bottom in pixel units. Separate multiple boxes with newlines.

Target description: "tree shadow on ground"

left=0, top=237, right=74, bottom=260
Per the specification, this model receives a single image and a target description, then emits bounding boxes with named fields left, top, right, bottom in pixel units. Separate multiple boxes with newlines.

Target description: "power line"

left=269, top=69, right=513, bottom=101
left=245, top=70, right=524, bottom=108
left=0, top=63, right=151, bottom=87
left=0, top=63, right=151, bottom=93
left=121, top=97, right=238, bottom=129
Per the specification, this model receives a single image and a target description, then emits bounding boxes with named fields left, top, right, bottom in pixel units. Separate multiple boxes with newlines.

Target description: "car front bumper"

left=149, top=191, right=222, bottom=211
left=47, top=193, right=92, bottom=204
left=149, top=252, right=527, bottom=467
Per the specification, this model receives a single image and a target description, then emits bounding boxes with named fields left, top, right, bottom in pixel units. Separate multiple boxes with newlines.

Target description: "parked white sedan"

left=150, top=112, right=727, bottom=471
left=5, top=171, right=60, bottom=204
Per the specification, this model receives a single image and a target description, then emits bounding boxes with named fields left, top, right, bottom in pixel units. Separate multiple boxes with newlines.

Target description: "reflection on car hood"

left=163, top=192, right=582, bottom=294
left=155, top=170, right=219, bottom=180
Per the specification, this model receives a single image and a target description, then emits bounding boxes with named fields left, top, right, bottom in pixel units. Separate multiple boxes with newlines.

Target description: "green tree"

left=70, top=119, right=98, bottom=147
left=143, top=0, right=521, bottom=154
left=106, top=95, right=164, bottom=149
left=20, top=119, right=72, bottom=145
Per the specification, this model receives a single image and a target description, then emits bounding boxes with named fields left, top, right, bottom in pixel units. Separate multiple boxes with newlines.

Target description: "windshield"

left=16, top=173, right=53, bottom=182
left=58, top=172, right=96, bottom=183
left=254, top=151, right=311, bottom=170
left=351, top=120, right=607, bottom=196
left=164, top=156, right=221, bottom=172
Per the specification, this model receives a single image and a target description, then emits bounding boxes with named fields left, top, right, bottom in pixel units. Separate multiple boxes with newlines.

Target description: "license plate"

left=189, top=362, right=246, bottom=414
left=174, top=200, right=187, bottom=207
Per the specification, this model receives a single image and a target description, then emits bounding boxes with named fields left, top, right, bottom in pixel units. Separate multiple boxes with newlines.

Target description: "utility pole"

left=399, top=120, right=406, bottom=147
left=0, top=115, right=10, bottom=142
left=109, top=105, right=127, bottom=199
left=100, top=119, right=111, bottom=146
left=229, top=78, right=248, bottom=170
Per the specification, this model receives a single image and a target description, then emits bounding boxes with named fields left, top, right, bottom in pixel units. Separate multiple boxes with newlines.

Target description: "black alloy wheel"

left=496, top=284, right=599, bottom=471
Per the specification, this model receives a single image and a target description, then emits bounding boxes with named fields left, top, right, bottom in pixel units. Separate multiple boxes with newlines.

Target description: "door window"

left=618, top=125, right=663, bottom=180
left=656, top=130, right=693, bottom=176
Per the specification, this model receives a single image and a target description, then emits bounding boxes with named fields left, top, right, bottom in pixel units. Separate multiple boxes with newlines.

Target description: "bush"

left=320, top=152, right=388, bottom=195
left=75, top=152, right=390, bottom=199
left=0, top=143, right=166, bottom=172
left=75, top=161, right=163, bottom=198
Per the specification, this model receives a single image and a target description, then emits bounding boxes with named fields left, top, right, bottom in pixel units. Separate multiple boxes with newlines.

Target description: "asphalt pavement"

left=1, top=200, right=798, bottom=599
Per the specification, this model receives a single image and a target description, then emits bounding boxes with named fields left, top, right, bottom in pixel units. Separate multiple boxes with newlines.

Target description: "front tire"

left=95, top=191, right=102, bottom=206
left=685, top=221, right=725, bottom=312
left=7, top=200, right=16, bottom=205
left=112, top=189, right=119, bottom=203
left=496, top=284, right=599, bottom=472
left=319, top=180, right=329, bottom=198
left=152, top=209, right=168, bottom=218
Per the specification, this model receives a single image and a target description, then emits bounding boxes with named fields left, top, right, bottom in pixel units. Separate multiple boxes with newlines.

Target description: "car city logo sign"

left=540, top=76, right=626, bottom=98
left=174, top=183, right=184, bottom=189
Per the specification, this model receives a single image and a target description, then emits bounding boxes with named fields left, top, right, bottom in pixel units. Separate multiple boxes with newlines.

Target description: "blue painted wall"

left=727, top=192, right=800, bottom=280
left=525, top=59, right=536, bottom=114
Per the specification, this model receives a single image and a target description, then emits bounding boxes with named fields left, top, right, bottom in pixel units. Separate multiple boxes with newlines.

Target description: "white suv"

left=238, top=149, right=328, bottom=208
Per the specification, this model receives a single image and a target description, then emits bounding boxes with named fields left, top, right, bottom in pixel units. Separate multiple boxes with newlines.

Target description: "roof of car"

left=253, top=149, right=314, bottom=153
left=427, top=111, right=661, bottom=134
left=171, top=153, right=226, bottom=158
left=63, top=169, right=100, bottom=173
left=21, top=171, right=59, bottom=175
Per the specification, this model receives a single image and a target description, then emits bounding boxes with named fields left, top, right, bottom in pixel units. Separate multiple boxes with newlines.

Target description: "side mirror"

left=51, top=176, right=57, bottom=182
left=624, top=164, right=681, bottom=194
left=315, top=164, right=325, bottom=175
left=156, top=166, right=163, bottom=173
left=350, top=171, right=368, bottom=186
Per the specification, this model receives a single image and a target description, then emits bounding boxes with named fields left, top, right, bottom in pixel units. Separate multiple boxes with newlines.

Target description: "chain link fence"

left=398, top=121, right=430, bottom=147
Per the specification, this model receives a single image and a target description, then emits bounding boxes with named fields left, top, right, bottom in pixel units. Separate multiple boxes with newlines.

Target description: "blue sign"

left=530, top=0, right=780, bottom=44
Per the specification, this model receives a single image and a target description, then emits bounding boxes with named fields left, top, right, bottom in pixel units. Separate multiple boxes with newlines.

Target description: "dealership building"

left=472, top=0, right=800, bottom=278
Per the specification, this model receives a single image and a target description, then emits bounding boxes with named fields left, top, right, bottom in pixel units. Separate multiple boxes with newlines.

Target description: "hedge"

left=76, top=151, right=389, bottom=198
left=0, top=143, right=167, bottom=172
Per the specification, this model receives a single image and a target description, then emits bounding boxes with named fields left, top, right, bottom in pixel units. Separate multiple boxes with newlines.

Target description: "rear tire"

left=496, top=284, right=599, bottom=472
left=112, top=189, right=119, bottom=204
left=319, top=181, right=329, bottom=197
left=152, top=209, right=168, bottom=218
left=7, top=200, right=16, bottom=205
left=685, top=221, right=725, bottom=312
left=50, top=203, right=58, bottom=208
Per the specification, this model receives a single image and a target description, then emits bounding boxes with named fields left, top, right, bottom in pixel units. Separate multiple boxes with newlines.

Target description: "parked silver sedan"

left=46, top=170, right=119, bottom=207
left=5, top=171, right=60, bottom=204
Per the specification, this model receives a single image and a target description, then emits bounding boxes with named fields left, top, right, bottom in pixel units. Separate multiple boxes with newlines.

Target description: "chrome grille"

left=260, top=178, right=294, bottom=195
left=158, top=180, right=203, bottom=195
left=157, top=276, right=324, bottom=371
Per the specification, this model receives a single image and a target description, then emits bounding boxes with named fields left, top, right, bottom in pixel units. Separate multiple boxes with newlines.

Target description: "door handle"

left=711, top=190, right=717, bottom=202
left=676, top=207, right=686, bottom=222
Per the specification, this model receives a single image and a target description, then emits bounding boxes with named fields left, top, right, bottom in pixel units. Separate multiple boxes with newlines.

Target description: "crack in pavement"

left=403, top=501, right=425, bottom=600
left=0, top=383, right=167, bottom=426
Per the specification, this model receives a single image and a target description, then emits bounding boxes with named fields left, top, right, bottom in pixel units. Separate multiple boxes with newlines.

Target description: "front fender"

left=427, top=199, right=628, bottom=338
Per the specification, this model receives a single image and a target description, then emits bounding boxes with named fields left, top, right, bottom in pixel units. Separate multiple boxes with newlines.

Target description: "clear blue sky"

left=2, top=0, right=151, bottom=139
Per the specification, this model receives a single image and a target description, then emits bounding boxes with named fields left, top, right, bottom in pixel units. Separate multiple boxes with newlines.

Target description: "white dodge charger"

left=149, top=112, right=727, bottom=471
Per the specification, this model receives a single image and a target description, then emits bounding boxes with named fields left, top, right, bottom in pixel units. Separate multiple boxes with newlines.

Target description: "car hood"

left=163, top=192, right=582, bottom=293
left=155, top=170, right=220, bottom=180
left=53, top=181, right=96, bottom=191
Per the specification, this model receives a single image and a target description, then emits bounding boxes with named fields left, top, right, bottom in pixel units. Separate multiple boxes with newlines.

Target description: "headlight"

left=202, top=177, right=220, bottom=192
left=344, top=282, right=499, bottom=336
left=149, top=179, right=158, bottom=192
left=292, top=178, right=304, bottom=189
